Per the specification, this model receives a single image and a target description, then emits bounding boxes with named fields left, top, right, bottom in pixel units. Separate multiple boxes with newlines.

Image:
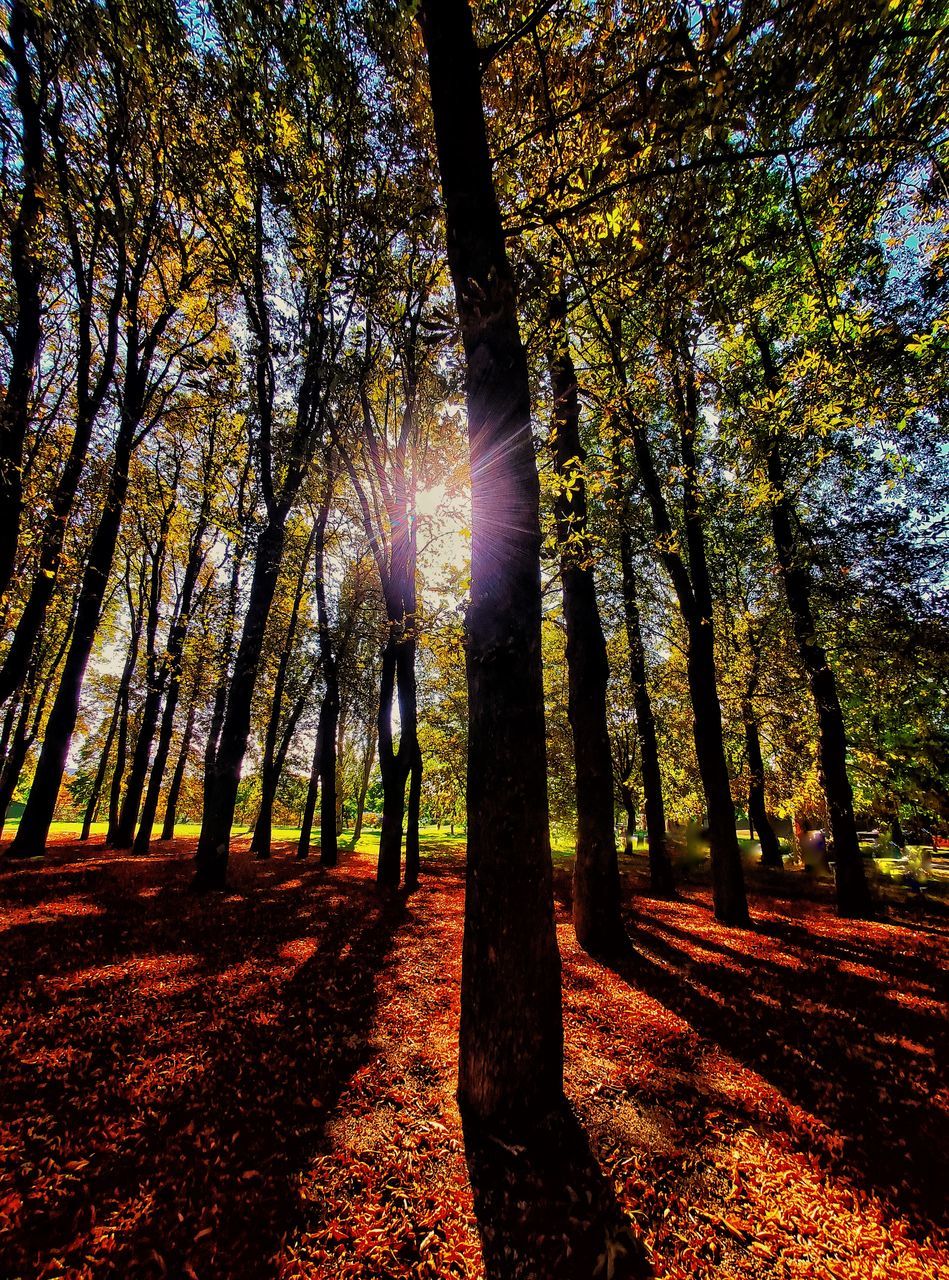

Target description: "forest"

left=0, top=0, right=947, bottom=1277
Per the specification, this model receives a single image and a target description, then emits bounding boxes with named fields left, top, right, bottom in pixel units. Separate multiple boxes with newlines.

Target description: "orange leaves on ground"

left=0, top=838, right=946, bottom=1278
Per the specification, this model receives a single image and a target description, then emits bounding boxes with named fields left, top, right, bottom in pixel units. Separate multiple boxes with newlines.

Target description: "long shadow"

left=606, top=909, right=949, bottom=1232
left=463, top=1102, right=651, bottom=1279
left=0, top=843, right=406, bottom=1279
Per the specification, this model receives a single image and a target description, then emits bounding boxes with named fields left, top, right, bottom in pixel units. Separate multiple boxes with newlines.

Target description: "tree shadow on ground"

left=463, top=1103, right=651, bottom=1280
left=0, top=838, right=406, bottom=1279
left=604, top=899, right=948, bottom=1233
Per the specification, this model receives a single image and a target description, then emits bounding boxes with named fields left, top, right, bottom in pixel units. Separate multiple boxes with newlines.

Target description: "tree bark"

left=0, top=690, right=36, bottom=840
left=750, top=326, right=871, bottom=917
left=767, top=445, right=871, bottom=916
left=113, top=494, right=178, bottom=849
left=194, top=516, right=286, bottom=889
left=419, top=0, right=563, bottom=1123
left=160, top=693, right=196, bottom=841
left=741, top=640, right=782, bottom=868
left=296, top=702, right=323, bottom=860
left=375, top=635, right=406, bottom=885
left=134, top=528, right=208, bottom=854
left=0, top=0, right=45, bottom=604
left=350, top=724, right=376, bottom=847
left=252, top=530, right=312, bottom=860
left=404, top=738, right=422, bottom=893
left=81, top=692, right=122, bottom=842
left=7, top=402, right=140, bottom=859
left=547, top=284, right=626, bottom=954
left=617, top=520, right=675, bottom=896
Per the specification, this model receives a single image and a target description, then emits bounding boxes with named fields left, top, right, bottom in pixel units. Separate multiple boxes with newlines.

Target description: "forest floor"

left=0, top=834, right=946, bottom=1280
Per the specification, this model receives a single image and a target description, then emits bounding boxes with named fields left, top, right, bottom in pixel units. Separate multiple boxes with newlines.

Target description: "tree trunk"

left=0, top=692, right=35, bottom=840
left=252, top=528, right=312, bottom=860
left=621, top=785, right=637, bottom=856
left=107, top=684, right=131, bottom=846
left=744, top=703, right=782, bottom=868
left=350, top=724, right=376, bottom=848
left=375, top=636, right=406, bottom=886
left=404, top=739, right=422, bottom=893
left=687, top=616, right=748, bottom=921
left=81, top=695, right=122, bottom=841
left=318, top=682, right=340, bottom=867
left=0, top=0, right=45, bottom=604
left=6, top=351, right=144, bottom=859
left=419, top=0, right=563, bottom=1123
left=160, top=694, right=197, bottom=841
left=548, top=284, right=626, bottom=954
left=618, top=523, right=675, bottom=895
left=767, top=445, right=871, bottom=917
left=296, top=703, right=323, bottom=860
left=194, top=517, right=286, bottom=889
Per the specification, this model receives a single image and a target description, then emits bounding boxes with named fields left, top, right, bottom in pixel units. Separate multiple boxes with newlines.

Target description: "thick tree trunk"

left=767, top=446, right=871, bottom=917
left=160, top=694, right=196, bottom=841
left=419, top=0, right=563, bottom=1123
left=194, top=517, right=286, bottom=890
left=618, top=524, right=675, bottom=895
left=0, top=0, right=45, bottom=604
left=548, top=286, right=626, bottom=954
left=8, top=435, right=136, bottom=857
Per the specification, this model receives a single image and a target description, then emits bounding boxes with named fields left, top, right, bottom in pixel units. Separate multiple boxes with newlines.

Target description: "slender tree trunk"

left=107, top=684, right=132, bottom=845
left=686, top=616, right=748, bottom=920
left=618, top=523, right=675, bottom=895
left=81, top=697, right=121, bottom=841
left=419, top=0, right=563, bottom=1123
left=0, top=692, right=35, bottom=839
left=376, top=635, right=408, bottom=886
left=0, top=0, right=45, bottom=604
left=318, top=682, right=340, bottom=867
left=113, top=673, right=163, bottom=848
left=6, top=352, right=146, bottom=859
left=675, top=359, right=748, bottom=925
left=547, top=285, right=626, bottom=953
left=750, top=328, right=871, bottom=917
left=768, top=446, right=871, bottom=915
left=621, top=785, right=637, bottom=856
left=743, top=698, right=782, bottom=868
left=160, top=694, right=196, bottom=841
left=297, top=703, right=323, bottom=860
left=252, top=529, right=311, bottom=860
left=194, top=517, right=286, bottom=889
left=350, top=724, right=376, bottom=847
left=404, top=739, right=422, bottom=893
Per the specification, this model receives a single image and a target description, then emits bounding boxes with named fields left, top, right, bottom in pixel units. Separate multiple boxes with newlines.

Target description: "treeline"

left=0, top=0, right=946, bottom=1113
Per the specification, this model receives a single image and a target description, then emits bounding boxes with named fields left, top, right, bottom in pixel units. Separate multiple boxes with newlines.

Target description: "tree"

left=418, top=0, right=563, bottom=1123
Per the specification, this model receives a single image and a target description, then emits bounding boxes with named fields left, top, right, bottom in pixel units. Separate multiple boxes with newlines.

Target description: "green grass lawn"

left=1, top=819, right=470, bottom=860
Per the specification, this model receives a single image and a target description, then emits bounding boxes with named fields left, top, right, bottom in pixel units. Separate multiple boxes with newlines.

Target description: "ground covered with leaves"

left=0, top=836, right=946, bottom=1279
